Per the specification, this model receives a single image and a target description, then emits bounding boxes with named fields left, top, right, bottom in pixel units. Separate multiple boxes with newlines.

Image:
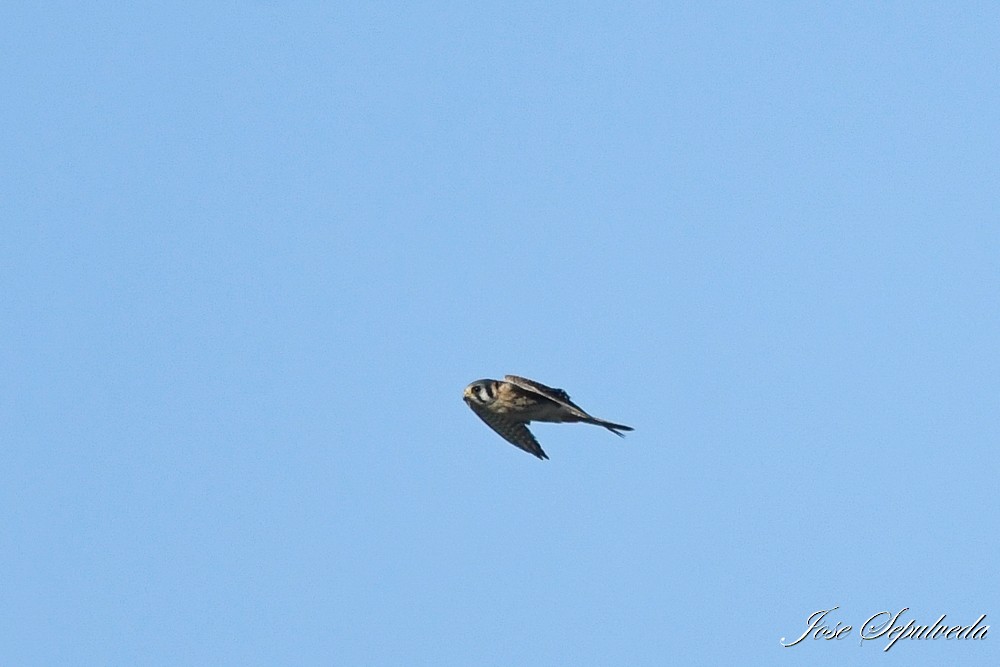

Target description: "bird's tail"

left=587, top=418, right=634, bottom=437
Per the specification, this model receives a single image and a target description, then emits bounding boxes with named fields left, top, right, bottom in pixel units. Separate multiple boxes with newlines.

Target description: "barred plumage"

left=462, top=375, right=634, bottom=460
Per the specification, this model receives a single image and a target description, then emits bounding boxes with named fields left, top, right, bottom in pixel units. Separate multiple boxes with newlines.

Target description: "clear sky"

left=2, top=2, right=997, bottom=665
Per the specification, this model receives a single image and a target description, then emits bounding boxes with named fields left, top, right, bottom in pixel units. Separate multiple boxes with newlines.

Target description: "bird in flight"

left=462, top=375, right=633, bottom=459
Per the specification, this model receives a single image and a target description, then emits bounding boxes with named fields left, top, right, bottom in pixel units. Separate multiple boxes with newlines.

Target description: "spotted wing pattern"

left=503, top=374, right=634, bottom=436
left=466, top=398, right=548, bottom=460
left=505, top=375, right=589, bottom=416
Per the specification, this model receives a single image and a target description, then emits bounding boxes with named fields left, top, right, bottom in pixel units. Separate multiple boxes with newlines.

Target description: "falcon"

left=462, top=375, right=634, bottom=460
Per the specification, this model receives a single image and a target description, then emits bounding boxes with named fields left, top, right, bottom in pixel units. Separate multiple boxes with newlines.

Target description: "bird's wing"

left=503, top=375, right=591, bottom=417
left=466, top=399, right=548, bottom=460
left=503, top=375, right=635, bottom=436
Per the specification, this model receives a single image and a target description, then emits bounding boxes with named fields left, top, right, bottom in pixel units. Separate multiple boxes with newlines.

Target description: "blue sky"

left=2, top=2, right=997, bottom=665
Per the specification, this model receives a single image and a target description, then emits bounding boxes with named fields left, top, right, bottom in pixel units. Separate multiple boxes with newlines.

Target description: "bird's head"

left=463, top=379, right=497, bottom=405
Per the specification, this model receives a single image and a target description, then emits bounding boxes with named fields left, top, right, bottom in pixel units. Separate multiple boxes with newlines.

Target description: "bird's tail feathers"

left=588, top=418, right=634, bottom=437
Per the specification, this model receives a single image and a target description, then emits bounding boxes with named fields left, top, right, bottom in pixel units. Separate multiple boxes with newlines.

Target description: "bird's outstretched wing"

left=466, top=399, right=548, bottom=460
left=503, top=375, right=634, bottom=436
left=504, top=375, right=583, bottom=411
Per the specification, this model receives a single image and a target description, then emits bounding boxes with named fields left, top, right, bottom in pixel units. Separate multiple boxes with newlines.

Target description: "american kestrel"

left=462, top=375, right=634, bottom=460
